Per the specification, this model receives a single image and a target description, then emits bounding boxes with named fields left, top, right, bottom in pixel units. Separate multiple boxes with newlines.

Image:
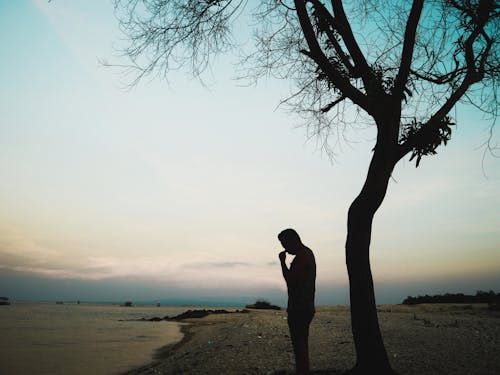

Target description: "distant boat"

left=121, top=301, right=133, bottom=307
left=56, top=301, right=64, bottom=305
left=0, top=297, right=10, bottom=306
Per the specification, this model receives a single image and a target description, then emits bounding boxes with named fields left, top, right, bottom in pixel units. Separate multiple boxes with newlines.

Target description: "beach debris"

left=412, top=313, right=434, bottom=327
left=488, top=298, right=500, bottom=311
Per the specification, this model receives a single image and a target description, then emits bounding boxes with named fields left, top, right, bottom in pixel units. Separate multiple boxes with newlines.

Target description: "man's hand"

left=279, top=251, right=287, bottom=263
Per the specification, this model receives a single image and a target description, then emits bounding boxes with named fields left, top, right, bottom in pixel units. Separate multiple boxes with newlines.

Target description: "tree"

left=113, top=0, right=499, bottom=373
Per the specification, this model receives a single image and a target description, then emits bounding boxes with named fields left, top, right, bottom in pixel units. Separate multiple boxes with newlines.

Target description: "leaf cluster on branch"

left=400, top=116, right=455, bottom=167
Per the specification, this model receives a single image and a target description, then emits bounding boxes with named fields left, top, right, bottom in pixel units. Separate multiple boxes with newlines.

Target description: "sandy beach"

left=124, top=304, right=500, bottom=374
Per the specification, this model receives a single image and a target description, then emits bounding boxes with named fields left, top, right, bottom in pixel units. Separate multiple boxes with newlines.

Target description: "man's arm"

left=279, top=251, right=290, bottom=284
left=280, top=251, right=312, bottom=286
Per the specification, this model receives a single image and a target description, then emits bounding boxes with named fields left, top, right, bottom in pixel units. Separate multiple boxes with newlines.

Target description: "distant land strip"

left=402, top=290, right=500, bottom=306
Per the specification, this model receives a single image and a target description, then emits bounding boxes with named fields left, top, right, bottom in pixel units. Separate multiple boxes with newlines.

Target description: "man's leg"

left=288, top=312, right=313, bottom=374
left=294, top=334, right=309, bottom=374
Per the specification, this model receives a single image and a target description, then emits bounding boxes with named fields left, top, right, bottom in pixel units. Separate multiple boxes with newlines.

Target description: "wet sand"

left=124, top=304, right=500, bottom=374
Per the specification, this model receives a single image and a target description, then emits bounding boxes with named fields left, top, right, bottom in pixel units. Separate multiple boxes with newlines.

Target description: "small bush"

left=245, top=300, right=281, bottom=310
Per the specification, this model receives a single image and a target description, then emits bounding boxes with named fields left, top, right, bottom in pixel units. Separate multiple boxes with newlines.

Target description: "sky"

left=0, top=0, right=499, bottom=306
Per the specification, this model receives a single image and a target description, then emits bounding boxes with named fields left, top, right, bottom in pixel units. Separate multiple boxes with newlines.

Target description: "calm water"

left=0, top=301, right=190, bottom=375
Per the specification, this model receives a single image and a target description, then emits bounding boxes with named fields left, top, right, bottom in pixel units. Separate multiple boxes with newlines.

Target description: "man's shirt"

left=287, top=246, right=316, bottom=313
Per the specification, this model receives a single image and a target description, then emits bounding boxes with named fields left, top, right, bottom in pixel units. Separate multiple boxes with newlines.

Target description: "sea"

left=0, top=301, right=198, bottom=375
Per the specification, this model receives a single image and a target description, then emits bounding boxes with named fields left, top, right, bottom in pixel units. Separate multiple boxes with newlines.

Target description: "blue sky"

left=0, top=0, right=499, bottom=305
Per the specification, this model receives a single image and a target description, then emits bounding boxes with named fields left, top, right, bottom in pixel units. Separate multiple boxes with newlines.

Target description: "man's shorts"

left=287, top=310, right=314, bottom=339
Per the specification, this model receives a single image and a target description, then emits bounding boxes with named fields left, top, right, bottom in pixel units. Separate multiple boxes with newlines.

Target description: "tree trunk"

left=346, top=144, right=397, bottom=374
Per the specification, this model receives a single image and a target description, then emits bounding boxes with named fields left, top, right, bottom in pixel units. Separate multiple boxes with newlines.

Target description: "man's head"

left=278, top=228, right=303, bottom=254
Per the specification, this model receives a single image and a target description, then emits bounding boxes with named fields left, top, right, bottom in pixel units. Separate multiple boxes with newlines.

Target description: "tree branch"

left=398, top=71, right=476, bottom=163
left=409, top=67, right=467, bottom=85
left=293, top=0, right=368, bottom=110
left=308, top=0, right=359, bottom=77
left=398, top=1, right=497, bottom=160
left=321, top=95, right=346, bottom=113
left=393, top=0, right=424, bottom=101
left=330, top=0, right=377, bottom=93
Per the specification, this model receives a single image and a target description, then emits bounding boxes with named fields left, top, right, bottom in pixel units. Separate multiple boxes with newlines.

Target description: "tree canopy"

left=114, top=0, right=499, bottom=165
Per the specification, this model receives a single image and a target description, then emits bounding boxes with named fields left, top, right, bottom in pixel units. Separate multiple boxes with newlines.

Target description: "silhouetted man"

left=278, top=228, right=316, bottom=374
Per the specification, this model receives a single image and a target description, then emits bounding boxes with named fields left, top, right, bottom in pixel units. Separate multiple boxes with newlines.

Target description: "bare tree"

left=113, top=0, right=499, bottom=373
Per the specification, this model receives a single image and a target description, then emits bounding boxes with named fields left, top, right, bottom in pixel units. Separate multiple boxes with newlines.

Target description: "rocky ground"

left=124, top=304, right=500, bottom=374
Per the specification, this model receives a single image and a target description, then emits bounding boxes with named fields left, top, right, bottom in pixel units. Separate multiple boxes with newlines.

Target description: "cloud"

left=185, top=261, right=253, bottom=269
left=0, top=224, right=63, bottom=258
left=0, top=228, right=171, bottom=281
left=0, top=224, right=283, bottom=291
left=212, top=261, right=251, bottom=268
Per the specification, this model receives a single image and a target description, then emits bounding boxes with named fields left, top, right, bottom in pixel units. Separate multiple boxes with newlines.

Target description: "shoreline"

left=153, top=323, right=194, bottom=360
left=123, top=304, right=500, bottom=374
left=122, top=322, right=195, bottom=374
